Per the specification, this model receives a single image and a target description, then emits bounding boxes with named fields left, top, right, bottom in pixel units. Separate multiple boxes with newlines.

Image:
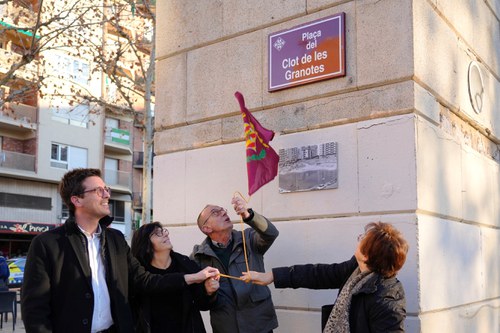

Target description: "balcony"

left=1, top=1, right=38, bottom=29
left=0, top=48, right=39, bottom=81
left=104, top=169, right=131, bottom=192
left=104, top=127, right=132, bottom=155
left=0, top=150, right=35, bottom=172
left=0, top=105, right=37, bottom=139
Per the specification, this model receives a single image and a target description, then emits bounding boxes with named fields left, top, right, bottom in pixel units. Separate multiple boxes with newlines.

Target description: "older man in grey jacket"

left=191, top=196, right=279, bottom=333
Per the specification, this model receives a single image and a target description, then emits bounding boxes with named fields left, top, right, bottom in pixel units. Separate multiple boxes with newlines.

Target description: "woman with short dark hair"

left=131, top=222, right=219, bottom=333
left=242, top=222, right=409, bottom=333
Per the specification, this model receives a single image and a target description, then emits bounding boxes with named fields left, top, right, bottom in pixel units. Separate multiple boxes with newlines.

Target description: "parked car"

left=7, top=257, right=26, bottom=288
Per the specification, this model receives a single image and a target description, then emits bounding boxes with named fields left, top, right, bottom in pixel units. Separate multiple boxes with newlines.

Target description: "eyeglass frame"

left=150, top=227, right=169, bottom=238
left=201, top=207, right=228, bottom=227
left=77, top=186, right=111, bottom=198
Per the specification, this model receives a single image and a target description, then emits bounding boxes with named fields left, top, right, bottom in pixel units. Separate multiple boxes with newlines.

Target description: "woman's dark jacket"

left=132, top=251, right=216, bottom=333
left=21, top=216, right=188, bottom=333
left=272, top=256, right=406, bottom=333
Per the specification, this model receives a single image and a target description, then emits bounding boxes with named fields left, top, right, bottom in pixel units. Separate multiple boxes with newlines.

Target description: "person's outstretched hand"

left=240, top=271, right=274, bottom=286
left=231, top=195, right=250, bottom=219
left=204, top=276, right=220, bottom=295
left=185, top=266, right=220, bottom=285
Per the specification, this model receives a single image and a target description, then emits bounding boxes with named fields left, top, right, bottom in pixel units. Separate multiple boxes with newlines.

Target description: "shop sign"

left=0, top=220, right=56, bottom=234
left=268, top=13, right=346, bottom=91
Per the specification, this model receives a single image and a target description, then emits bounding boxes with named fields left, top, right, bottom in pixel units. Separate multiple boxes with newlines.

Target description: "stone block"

left=358, top=114, right=417, bottom=213
left=307, top=0, right=347, bottom=12
left=414, top=0, right=500, bottom=140
left=154, top=119, right=223, bottom=154
left=275, top=309, right=322, bottom=333
left=158, top=84, right=417, bottom=210
left=473, top=60, right=500, bottom=141
left=433, top=0, right=500, bottom=77
left=356, top=0, right=413, bottom=87
left=414, top=0, right=461, bottom=107
left=164, top=225, right=208, bottom=257
left=414, top=83, right=440, bottom=124
left=155, top=54, right=187, bottom=129
left=152, top=143, right=263, bottom=227
left=153, top=151, right=187, bottom=224
left=471, top=1, right=500, bottom=77
left=419, top=215, right=484, bottom=311
left=416, top=118, right=462, bottom=218
left=156, top=0, right=223, bottom=58
left=481, top=227, right=500, bottom=298
left=461, top=146, right=498, bottom=226
left=486, top=0, right=500, bottom=20
left=431, top=0, right=474, bottom=48
left=184, top=142, right=257, bottom=224
left=186, top=31, right=263, bottom=122
left=223, top=81, right=415, bottom=147
left=420, top=298, right=500, bottom=333
left=222, top=0, right=305, bottom=36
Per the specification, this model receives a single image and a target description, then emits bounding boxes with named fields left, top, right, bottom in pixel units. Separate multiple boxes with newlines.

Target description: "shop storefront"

left=0, top=221, right=57, bottom=258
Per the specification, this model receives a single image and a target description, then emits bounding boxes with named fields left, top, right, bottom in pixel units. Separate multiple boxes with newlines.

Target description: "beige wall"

left=0, top=177, right=60, bottom=224
left=155, top=0, right=500, bottom=332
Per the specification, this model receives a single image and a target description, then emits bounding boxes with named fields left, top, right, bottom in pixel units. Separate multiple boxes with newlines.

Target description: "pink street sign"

left=268, top=13, right=346, bottom=91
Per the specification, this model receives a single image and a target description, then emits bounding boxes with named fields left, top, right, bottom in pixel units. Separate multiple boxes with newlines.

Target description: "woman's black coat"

left=132, top=251, right=216, bottom=333
left=272, top=256, right=406, bottom=333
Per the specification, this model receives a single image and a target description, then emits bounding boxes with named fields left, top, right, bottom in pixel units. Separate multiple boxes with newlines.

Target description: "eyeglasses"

left=357, top=233, right=366, bottom=242
left=78, top=186, right=111, bottom=198
left=201, top=207, right=227, bottom=227
left=150, top=227, right=169, bottom=238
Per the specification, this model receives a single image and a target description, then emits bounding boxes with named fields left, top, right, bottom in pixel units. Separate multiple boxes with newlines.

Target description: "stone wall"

left=155, top=1, right=500, bottom=332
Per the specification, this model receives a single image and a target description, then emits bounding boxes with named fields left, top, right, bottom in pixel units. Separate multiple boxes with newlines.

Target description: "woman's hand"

left=204, top=277, right=220, bottom=295
left=240, top=271, right=274, bottom=286
left=185, top=266, right=219, bottom=285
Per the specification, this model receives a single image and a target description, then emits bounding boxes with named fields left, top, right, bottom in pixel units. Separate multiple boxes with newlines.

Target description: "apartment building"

left=0, top=0, right=152, bottom=257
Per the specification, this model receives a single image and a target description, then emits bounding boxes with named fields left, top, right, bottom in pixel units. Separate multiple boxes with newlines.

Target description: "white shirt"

left=79, top=224, right=113, bottom=332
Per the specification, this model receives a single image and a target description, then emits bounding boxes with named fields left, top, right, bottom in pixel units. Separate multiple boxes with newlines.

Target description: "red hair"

left=360, top=222, right=408, bottom=278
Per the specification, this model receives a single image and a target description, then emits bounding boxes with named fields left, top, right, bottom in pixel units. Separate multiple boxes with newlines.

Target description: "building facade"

left=0, top=0, right=152, bottom=255
left=155, top=0, right=499, bottom=332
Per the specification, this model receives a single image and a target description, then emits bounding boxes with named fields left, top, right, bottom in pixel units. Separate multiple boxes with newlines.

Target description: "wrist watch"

left=243, top=208, right=254, bottom=222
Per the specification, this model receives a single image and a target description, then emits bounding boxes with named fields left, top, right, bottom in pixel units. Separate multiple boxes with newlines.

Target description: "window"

left=50, top=143, right=87, bottom=169
left=51, top=101, right=89, bottom=128
left=0, top=193, right=51, bottom=210
left=109, top=199, right=125, bottom=223
left=51, top=143, right=68, bottom=169
left=53, top=54, right=90, bottom=86
left=61, top=203, right=70, bottom=219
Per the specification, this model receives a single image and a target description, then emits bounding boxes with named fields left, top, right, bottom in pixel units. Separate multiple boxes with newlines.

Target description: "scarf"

left=323, top=268, right=375, bottom=333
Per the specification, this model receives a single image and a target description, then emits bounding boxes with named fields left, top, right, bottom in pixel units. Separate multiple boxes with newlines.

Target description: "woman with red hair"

left=242, top=222, right=409, bottom=333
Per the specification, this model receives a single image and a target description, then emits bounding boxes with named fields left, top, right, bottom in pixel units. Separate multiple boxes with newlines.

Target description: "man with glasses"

left=191, top=196, right=279, bottom=333
left=22, top=168, right=219, bottom=333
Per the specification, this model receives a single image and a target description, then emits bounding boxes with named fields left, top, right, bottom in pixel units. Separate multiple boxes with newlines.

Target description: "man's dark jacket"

left=21, top=216, right=188, bottom=333
left=273, top=257, right=406, bottom=333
